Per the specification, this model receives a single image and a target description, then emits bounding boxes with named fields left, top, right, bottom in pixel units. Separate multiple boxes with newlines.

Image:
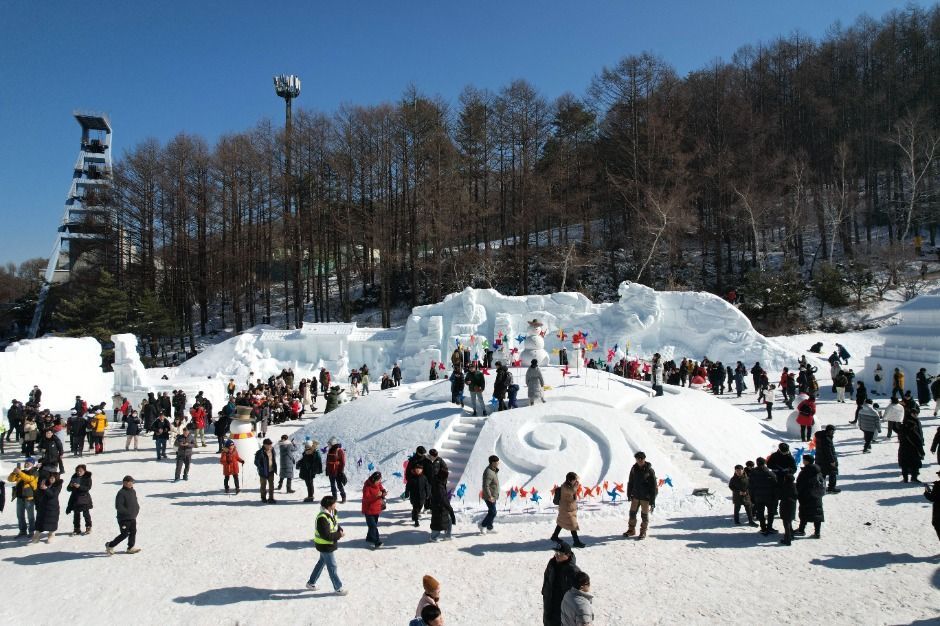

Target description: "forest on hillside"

left=19, top=5, right=940, bottom=355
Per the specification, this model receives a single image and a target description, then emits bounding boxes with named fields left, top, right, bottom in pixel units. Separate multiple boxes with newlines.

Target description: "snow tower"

left=29, top=112, right=115, bottom=338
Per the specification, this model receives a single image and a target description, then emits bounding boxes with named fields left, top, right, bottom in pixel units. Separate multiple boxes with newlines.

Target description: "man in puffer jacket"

left=857, top=399, right=882, bottom=453
left=624, top=452, right=657, bottom=539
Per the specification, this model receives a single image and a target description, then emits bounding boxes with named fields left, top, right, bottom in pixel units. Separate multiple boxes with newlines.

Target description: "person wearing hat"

left=416, top=575, right=441, bottom=619
left=625, top=451, right=657, bottom=539
left=220, top=440, right=244, bottom=494
left=542, top=540, right=581, bottom=626
left=923, top=470, right=940, bottom=542
left=254, top=438, right=278, bottom=503
left=813, top=424, right=841, bottom=493
left=560, top=570, right=593, bottom=626
left=325, top=437, right=347, bottom=503
left=106, top=476, right=140, bottom=554
left=526, top=359, right=546, bottom=405
left=296, top=440, right=323, bottom=502
left=306, top=495, right=346, bottom=595
left=8, top=458, right=39, bottom=537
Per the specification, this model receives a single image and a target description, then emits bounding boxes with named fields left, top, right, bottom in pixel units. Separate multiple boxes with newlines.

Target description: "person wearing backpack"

left=325, top=438, right=347, bottom=503
left=794, top=454, right=825, bottom=539
left=551, top=472, right=585, bottom=548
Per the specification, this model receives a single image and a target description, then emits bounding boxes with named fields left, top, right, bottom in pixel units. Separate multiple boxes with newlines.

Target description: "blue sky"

left=0, top=1, right=929, bottom=266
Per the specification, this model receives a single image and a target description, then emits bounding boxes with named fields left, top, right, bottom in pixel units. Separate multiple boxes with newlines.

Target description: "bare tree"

left=887, top=110, right=939, bottom=242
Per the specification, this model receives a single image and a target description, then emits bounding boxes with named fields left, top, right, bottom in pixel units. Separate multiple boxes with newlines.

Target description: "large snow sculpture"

left=520, top=319, right=549, bottom=366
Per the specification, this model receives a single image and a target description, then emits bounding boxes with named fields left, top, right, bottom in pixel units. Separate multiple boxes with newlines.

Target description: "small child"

left=728, top=464, right=756, bottom=526
left=507, top=383, right=519, bottom=409
left=763, top=384, right=776, bottom=420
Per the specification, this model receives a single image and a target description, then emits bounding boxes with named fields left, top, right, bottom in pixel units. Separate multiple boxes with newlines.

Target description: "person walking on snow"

left=31, top=471, right=61, bottom=543
left=306, top=495, right=347, bottom=595
left=924, top=470, right=940, bottom=542
left=466, top=363, right=487, bottom=417
left=624, top=451, right=657, bottom=539
left=173, top=427, right=195, bottom=482
left=898, top=407, right=926, bottom=483
left=542, top=540, right=581, bottom=626
left=796, top=395, right=816, bottom=442
left=105, top=475, right=140, bottom=555
left=220, top=440, right=244, bottom=494
left=778, top=471, right=798, bottom=546
left=551, top=472, right=586, bottom=548
left=748, top=457, right=779, bottom=535
left=527, top=359, right=547, bottom=405
left=478, top=455, right=500, bottom=534
left=857, top=399, right=882, bottom=454
left=8, top=458, right=38, bottom=537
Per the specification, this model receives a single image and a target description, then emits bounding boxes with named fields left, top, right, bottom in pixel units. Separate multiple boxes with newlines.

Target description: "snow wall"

left=0, top=337, right=113, bottom=418
left=119, top=282, right=800, bottom=396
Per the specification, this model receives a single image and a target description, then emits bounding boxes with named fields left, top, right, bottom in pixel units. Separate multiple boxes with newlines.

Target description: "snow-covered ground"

left=1, top=343, right=938, bottom=625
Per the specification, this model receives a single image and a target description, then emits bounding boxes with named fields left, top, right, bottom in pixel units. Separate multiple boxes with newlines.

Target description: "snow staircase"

left=640, top=414, right=724, bottom=490
left=436, top=414, right=486, bottom=485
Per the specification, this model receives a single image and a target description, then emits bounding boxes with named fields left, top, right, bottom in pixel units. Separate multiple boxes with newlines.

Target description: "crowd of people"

left=3, top=341, right=939, bottom=625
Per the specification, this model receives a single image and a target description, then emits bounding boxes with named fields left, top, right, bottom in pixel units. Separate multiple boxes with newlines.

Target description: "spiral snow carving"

left=495, top=414, right=612, bottom=487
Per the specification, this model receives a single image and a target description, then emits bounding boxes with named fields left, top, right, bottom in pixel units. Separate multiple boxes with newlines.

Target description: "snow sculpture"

left=520, top=319, right=549, bottom=366
left=863, top=295, right=940, bottom=385
left=112, top=333, right=147, bottom=391
left=230, top=405, right=259, bottom=461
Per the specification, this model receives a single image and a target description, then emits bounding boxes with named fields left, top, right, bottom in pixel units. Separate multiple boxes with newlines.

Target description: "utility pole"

left=274, top=74, right=301, bottom=328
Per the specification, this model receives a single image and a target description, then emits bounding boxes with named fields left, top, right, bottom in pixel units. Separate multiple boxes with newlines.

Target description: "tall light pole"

left=274, top=74, right=301, bottom=328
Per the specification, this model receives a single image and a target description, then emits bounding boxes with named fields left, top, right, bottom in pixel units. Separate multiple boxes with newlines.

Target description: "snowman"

left=520, top=319, right=549, bottom=367
left=230, top=405, right=259, bottom=462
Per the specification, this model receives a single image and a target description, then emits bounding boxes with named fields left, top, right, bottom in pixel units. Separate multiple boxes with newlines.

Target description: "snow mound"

left=0, top=337, right=112, bottom=416
left=292, top=367, right=779, bottom=516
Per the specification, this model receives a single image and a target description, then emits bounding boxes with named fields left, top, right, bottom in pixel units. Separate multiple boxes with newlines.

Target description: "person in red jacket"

left=290, top=398, right=302, bottom=421
left=796, top=395, right=817, bottom=442
left=361, top=471, right=387, bottom=549
left=190, top=403, right=207, bottom=448
left=220, top=441, right=244, bottom=494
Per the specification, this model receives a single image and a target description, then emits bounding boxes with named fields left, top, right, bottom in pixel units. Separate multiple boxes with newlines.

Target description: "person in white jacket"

left=882, top=396, right=905, bottom=439
left=561, top=571, right=594, bottom=626
left=526, top=360, right=546, bottom=405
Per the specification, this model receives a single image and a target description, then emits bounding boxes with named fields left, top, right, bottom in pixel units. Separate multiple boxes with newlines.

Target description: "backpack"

left=552, top=485, right=562, bottom=506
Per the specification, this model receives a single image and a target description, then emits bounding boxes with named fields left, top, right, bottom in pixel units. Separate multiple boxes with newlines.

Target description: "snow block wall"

left=863, top=295, right=940, bottom=386
left=0, top=337, right=112, bottom=414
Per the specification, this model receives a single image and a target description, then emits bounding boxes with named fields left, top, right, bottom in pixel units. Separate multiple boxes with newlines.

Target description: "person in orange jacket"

left=220, top=440, right=244, bottom=494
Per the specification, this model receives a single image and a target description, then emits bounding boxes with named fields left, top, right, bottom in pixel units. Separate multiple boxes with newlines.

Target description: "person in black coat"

left=67, top=411, right=87, bottom=456
left=813, top=426, right=840, bottom=493
left=898, top=410, right=926, bottom=483
left=32, top=472, right=62, bottom=542
left=296, top=443, right=323, bottom=502
left=407, top=465, right=431, bottom=527
left=541, top=541, right=581, bottom=626
left=924, top=470, right=940, bottom=542
left=66, top=465, right=93, bottom=535
left=747, top=457, right=779, bottom=535
left=429, top=464, right=455, bottom=541
left=213, top=412, right=231, bottom=453
left=37, top=428, right=64, bottom=477
left=768, top=443, right=797, bottom=477
left=795, top=455, right=825, bottom=538
left=106, top=475, right=140, bottom=554
left=778, top=472, right=798, bottom=546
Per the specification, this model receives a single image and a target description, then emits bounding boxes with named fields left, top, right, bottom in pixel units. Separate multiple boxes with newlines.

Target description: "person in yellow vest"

left=91, top=409, right=108, bottom=454
left=306, top=495, right=347, bottom=595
